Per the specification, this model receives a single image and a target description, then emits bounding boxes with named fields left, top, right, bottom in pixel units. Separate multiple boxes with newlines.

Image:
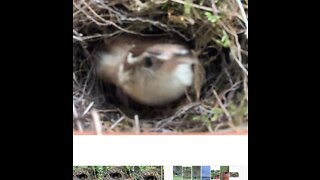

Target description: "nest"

left=141, top=167, right=162, bottom=180
left=105, top=166, right=128, bottom=180
left=73, top=167, right=94, bottom=180
left=73, top=0, right=248, bottom=133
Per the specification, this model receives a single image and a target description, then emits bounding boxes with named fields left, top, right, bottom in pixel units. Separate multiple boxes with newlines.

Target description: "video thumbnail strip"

left=73, top=166, right=242, bottom=180
left=173, top=166, right=240, bottom=180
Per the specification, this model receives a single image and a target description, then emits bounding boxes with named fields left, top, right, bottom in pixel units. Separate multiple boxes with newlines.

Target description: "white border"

left=73, top=135, right=248, bottom=166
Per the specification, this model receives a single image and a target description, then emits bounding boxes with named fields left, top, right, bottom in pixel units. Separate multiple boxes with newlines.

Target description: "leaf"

left=217, top=31, right=231, bottom=48
left=204, top=11, right=212, bottom=17
left=160, top=1, right=169, bottom=10
left=184, top=0, right=192, bottom=16
left=204, top=12, right=220, bottom=23
left=192, top=115, right=202, bottom=121
left=193, top=63, right=206, bottom=101
left=210, top=108, right=223, bottom=121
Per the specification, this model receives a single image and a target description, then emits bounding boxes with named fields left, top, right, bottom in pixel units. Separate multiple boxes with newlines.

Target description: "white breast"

left=173, top=64, right=193, bottom=86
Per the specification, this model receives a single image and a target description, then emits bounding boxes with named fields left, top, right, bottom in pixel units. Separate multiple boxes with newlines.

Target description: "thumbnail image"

left=192, top=166, right=201, bottom=180
left=182, top=167, right=192, bottom=180
left=210, top=170, right=221, bottom=180
left=229, top=172, right=239, bottom=177
left=173, top=166, right=182, bottom=180
left=201, top=166, right=210, bottom=180
left=210, top=166, right=220, bottom=180
left=229, top=166, right=240, bottom=178
left=73, top=166, right=163, bottom=180
left=220, top=166, right=230, bottom=180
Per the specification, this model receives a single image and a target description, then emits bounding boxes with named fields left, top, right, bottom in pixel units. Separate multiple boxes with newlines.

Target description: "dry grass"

left=73, top=0, right=248, bottom=133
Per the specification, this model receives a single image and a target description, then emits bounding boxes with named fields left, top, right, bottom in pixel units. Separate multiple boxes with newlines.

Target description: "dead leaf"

left=193, top=62, right=206, bottom=101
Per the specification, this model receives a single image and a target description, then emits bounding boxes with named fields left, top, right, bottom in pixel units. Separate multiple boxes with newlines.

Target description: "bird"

left=95, top=34, right=199, bottom=106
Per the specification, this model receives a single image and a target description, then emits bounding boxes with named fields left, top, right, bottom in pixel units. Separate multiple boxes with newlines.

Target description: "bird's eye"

left=143, top=57, right=153, bottom=67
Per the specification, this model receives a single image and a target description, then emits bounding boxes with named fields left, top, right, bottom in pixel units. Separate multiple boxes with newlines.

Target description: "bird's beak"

left=123, top=52, right=139, bottom=71
left=126, top=52, right=141, bottom=64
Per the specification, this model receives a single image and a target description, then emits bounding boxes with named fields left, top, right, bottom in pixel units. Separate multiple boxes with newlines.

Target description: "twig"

left=73, top=0, right=144, bottom=35
left=155, top=102, right=201, bottom=129
left=96, top=109, right=119, bottom=113
left=82, top=101, right=94, bottom=116
left=217, top=17, right=248, bottom=75
left=235, top=0, right=248, bottom=38
left=209, top=1, right=248, bottom=76
left=212, top=89, right=232, bottom=122
left=215, top=123, right=247, bottom=132
left=74, top=31, right=122, bottom=41
left=73, top=35, right=84, bottom=42
left=73, top=73, right=79, bottom=86
left=223, top=67, right=234, bottom=86
left=96, top=1, right=125, bottom=17
left=243, top=73, right=248, bottom=102
left=227, top=121, right=238, bottom=131
left=214, top=122, right=227, bottom=131
left=234, top=32, right=247, bottom=74
left=213, top=122, right=244, bottom=132
left=73, top=29, right=82, bottom=37
left=206, top=122, right=214, bottom=133
left=222, top=81, right=241, bottom=98
left=171, top=0, right=212, bottom=11
left=108, top=116, right=125, bottom=131
left=73, top=103, right=79, bottom=118
left=91, top=109, right=102, bottom=135
left=73, top=103, right=83, bottom=132
left=228, top=31, right=248, bottom=76
left=134, top=115, right=140, bottom=133
left=80, top=65, right=93, bottom=100
left=120, top=17, right=190, bottom=41
left=73, top=29, right=84, bottom=42
left=96, top=0, right=190, bottom=40
left=81, top=0, right=106, bottom=22
left=210, top=0, right=219, bottom=15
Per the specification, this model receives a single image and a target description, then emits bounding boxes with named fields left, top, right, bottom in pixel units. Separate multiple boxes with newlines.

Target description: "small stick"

left=134, top=115, right=140, bottom=133
left=235, top=0, right=248, bottom=38
left=73, top=103, right=83, bottom=132
left=243, top=73, right=248, bottom=102
left=82, top=101, right=94, bottom=116
left=171, top=0, right=212, bottom=11
left=73, top=35, right=83, bottom=42
left=212, top=89, right=232, bottom=122
left=210, top=0, right=219, bottom=15
left=108, top=116, right=125, bottom=131
left=91, top=109, right=102, bottom=135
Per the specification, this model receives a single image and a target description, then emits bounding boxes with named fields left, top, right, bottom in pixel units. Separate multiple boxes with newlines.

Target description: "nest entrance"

left=144, top=175, right=158, bottom=180
left=75, top=173, right=88, bottom=179
left=110, top=172, right=122, bottom=179
left=73, top=168, right=93, bottom=180
left=105, top=166, right=128, bottom=180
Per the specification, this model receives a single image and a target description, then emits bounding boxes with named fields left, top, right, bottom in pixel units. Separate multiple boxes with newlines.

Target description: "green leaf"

left=184, top=0, right=192, bottom=16
left=217, top=31, right=231, bottom=48
left=160, top=2, right=169, bottom=10
left=210, top=108, right=223, bottom=121
left=204, top=12, right=220, bottom=23
left=192, top=116, right=202, bottom=121
left=204, top=11, right=212, bottom=17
